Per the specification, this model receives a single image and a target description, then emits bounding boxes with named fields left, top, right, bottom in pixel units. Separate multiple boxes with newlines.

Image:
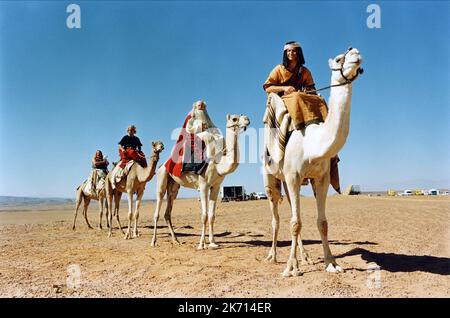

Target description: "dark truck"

left=222, top=186, right=246, bottom=202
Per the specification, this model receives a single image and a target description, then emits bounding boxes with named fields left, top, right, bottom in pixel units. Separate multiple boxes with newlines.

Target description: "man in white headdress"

left=186, top=100, right=224, bottom=160
left=165, top=100, right=224, bottom=176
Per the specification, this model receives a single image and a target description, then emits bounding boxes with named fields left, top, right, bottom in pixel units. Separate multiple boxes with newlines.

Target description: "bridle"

left=310, top=47, right=364, bottom=93
left=226, top=118, right=248, bottom=133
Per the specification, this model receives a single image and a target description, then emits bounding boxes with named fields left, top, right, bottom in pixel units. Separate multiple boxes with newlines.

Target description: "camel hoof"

left=172, top=240, right=181, bottom=246
left=98, top=226, right=102, bottom=230
left=108, top=232, right=112, bottom=238
left=265, top=255, right=277, bottom=263
left=197, top=244, right=206, bottom=250
left=300, top=252, right=313, bottom=265
left=150, top=241, right=157, bottom=247
left=282, top=259, right=302, bottom=277
left=300, top=257, right=314, bottom=266
left=124, top=233, right=130, bottom=240
left=326, top=263, right=344, bottom=273
left=72, top=226, right=76, bottom=231
left=282, top=268, right=302, bottom=277
left=208, top=243, right=219, bottom=249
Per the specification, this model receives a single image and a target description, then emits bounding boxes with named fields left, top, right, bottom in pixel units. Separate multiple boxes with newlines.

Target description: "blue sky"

left=0, top=0, right=449, bottom=198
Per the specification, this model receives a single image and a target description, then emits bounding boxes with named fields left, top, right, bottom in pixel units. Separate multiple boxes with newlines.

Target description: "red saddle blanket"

left=119, top=148, right=147, bottom=169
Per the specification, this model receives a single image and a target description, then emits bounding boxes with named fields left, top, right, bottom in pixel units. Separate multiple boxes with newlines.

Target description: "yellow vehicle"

left=387, top=189, right=397, bottom=196
left=413, top=189, right=424, bottom=195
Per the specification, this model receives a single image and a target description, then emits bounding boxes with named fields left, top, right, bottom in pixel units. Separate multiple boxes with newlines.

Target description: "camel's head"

left=226, top=114, right=250, bottom=133
left=151, top=141, right=164, bottom=154
left=328, top=47, right=363, bottom=84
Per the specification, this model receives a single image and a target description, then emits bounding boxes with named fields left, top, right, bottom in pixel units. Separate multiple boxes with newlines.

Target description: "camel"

left=151, top=114, right=250, bottom=249
left=105, top=141, right=164, bottom=238
left=263, top=47, right=363, bottom=276
left=72, top=176, right=109, bottom=230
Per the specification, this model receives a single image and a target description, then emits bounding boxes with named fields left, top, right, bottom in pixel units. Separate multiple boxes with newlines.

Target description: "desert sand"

left=0, top=195, right=449, bottom=297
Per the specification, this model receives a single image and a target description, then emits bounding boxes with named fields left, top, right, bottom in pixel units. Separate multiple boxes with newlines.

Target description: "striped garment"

left=263, top=93, right=293, bottom=165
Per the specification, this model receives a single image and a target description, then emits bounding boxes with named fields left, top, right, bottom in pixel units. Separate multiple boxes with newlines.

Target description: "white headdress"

left=189, top=100, right=216, bottom=129
left=283, top=42, right=301, bottom=51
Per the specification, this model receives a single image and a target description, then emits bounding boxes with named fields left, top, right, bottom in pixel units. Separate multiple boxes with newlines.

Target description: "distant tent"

left=342, top=185, right=361, bottom=195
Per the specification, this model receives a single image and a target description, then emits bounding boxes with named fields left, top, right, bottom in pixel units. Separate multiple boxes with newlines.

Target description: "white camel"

left=151, top=114, right=250, bottom=249
left=263, top=47, right=363, bottom=276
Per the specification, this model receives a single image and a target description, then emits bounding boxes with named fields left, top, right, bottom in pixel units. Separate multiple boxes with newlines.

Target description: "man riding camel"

left=92, top=150, right=109, bottom=171
left=118, top=125, right=147, bottom=168
left=263, top=41, right=340, bottom=193
left=165, top=100, right=224, bottom=177
left=85, top=150, right=109, bottom=196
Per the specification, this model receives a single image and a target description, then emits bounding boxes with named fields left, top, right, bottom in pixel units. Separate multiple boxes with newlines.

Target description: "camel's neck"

left=136, top=152, right=160, bottom=183
left=310, top=80, right=352, bottom=161
left=216, top=127, right=239, bottom=176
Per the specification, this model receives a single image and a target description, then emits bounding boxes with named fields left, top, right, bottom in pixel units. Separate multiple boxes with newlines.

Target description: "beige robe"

left=263, top=64, right=328, bottom=130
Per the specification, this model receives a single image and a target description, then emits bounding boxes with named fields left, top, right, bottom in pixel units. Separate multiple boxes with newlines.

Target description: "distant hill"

left=0, top=196, right=74, bottom=206
left=0, top=196, right=158, bottom=208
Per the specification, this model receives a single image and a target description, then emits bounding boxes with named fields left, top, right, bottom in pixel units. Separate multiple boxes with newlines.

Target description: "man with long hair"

left=263, top=41, right=340, bottom=193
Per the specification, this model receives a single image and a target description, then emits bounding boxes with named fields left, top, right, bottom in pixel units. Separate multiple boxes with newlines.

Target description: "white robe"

left=186, top=118, right=224, bottom=160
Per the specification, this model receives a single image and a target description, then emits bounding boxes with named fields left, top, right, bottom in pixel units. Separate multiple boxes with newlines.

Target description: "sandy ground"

left=0, top=196, right=449, bottom=298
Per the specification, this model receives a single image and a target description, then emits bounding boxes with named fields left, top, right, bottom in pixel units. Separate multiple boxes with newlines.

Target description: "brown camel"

left=105, top=141, right=164, bottom=238
left=72, top=176, right=109, bottom=230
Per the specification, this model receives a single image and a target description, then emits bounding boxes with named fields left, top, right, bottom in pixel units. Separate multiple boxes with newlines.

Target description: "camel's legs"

left=314, top=173, right=343, bottom=273
left=82, top=197, right=93, bottom=229
left=151, top=168, right=169, bottom=247
left=105, top=198, right=110, bottom=229
left=72, top=190, right=83, bottom=230
left=264, top=174, right=281, bottom=262
left=98, top=197, right=104, bottom=230
left=197, top=184, right=210, bottom=250
left=283, top=181, right=312, bottom=265
left=114, top=192, right=125, bottom=235
left=132, top=190, right=144, bottom=238
left=298, top=235, right=313, bottom=265
left=107, top=191, right=114, bottom=237
left=164, top=179, right=181, bottom=245
left=124, top=191, right=134, bottom=240
left=283, top=173, right=302, bottom=277
left=207, top=185, right=220, bottom=248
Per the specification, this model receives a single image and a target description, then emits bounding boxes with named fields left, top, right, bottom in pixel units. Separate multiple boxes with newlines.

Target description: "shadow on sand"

left=220, top=239, right=378, bottom=248
left=335, top=247, right=450, bottom=275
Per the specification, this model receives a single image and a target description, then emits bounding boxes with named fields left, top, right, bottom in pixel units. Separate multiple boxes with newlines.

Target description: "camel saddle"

left=110, top=160, right=135, bottom=189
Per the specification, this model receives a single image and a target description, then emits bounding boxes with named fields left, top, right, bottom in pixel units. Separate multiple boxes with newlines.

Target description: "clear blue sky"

left=0, top=0, right=449, bottom=198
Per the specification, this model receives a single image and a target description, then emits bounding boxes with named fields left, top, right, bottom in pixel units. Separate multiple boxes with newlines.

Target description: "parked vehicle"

left=428, top=189, right=439, bottom=196
left=256, top=192, right=268, bottom=200
left=222, top=186, right=246, bottom=201
left=387, top=189, right=397, bottom=196
left=398, top=190, right=413, bottom=196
